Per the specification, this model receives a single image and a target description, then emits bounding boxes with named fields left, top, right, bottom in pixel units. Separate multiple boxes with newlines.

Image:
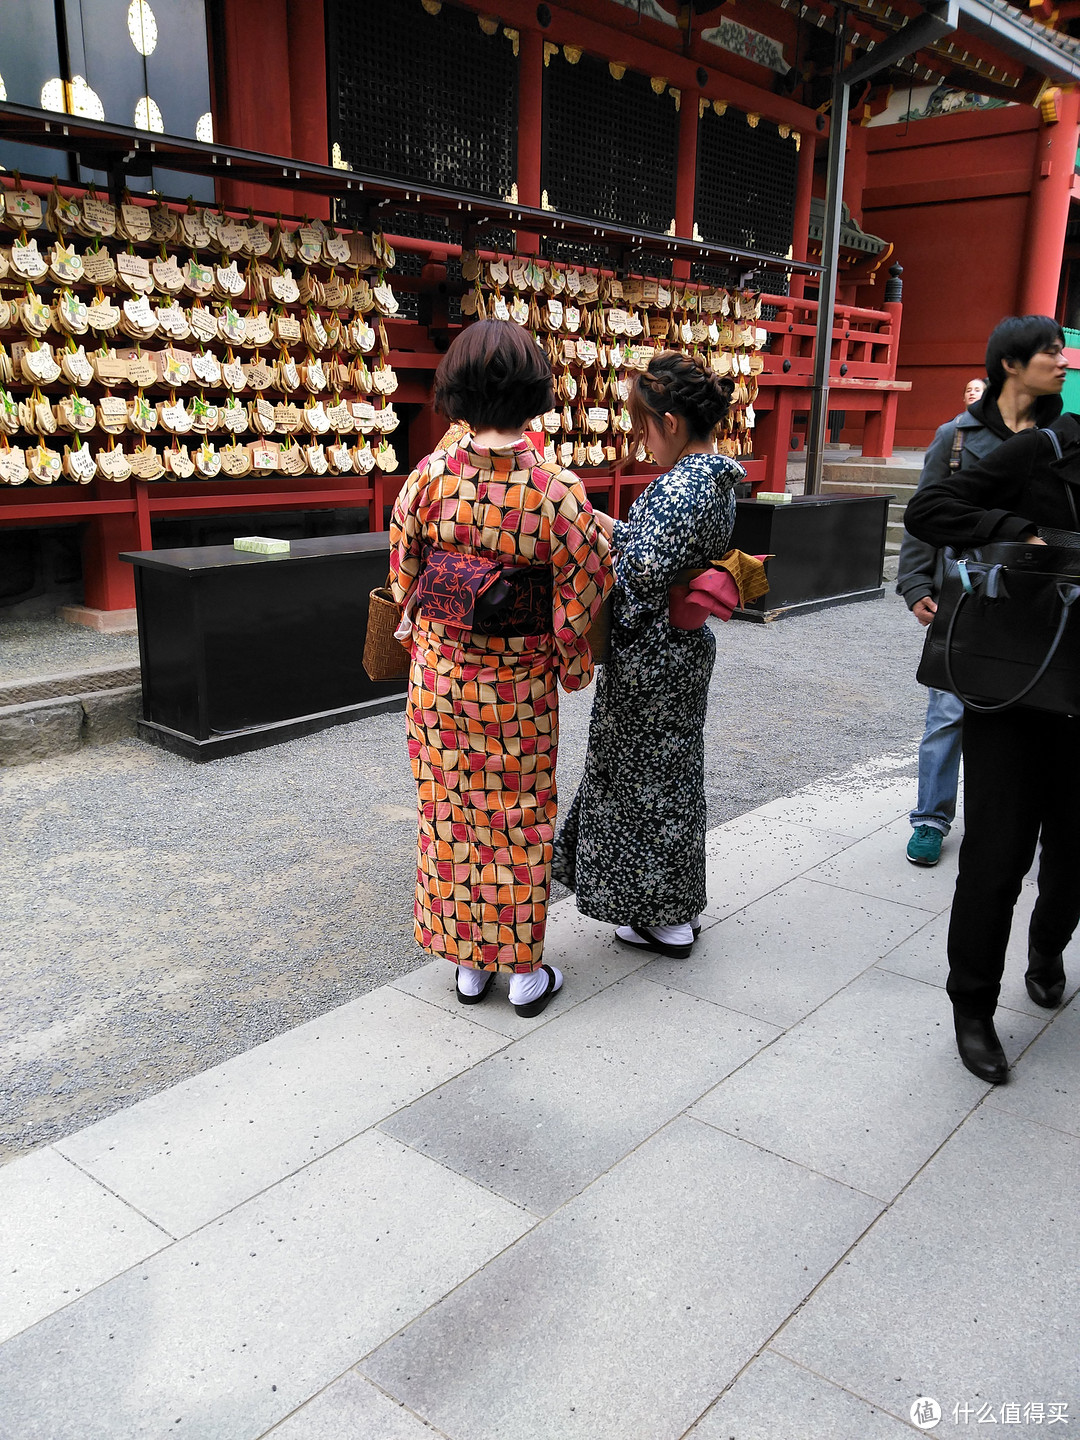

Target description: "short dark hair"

left=628, top=349, right=734, bottom=447
left=434, top=320, right=554, bottom=431
left=985, top=315, right=1064, bottom=396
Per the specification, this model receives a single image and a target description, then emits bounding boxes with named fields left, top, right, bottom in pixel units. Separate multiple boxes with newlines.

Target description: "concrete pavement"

left=1, top=748, right=1076, bottom=1439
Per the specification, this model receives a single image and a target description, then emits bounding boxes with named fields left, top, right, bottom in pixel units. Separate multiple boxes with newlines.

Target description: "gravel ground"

left=1, top=587, right=928, bottom=1163
left=0, top=614, right=139, bottom=683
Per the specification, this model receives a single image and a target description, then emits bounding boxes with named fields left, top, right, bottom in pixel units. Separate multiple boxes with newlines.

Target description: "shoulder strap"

left=1040, top=425, right=1064, bottom=462
left=1034, top=426, right=1078, bottom=531
left=948, top=424, right=965, bottom=473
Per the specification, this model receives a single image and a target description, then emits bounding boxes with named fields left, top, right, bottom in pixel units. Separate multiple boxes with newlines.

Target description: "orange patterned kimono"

left=390, top=434, right=612, bottom=972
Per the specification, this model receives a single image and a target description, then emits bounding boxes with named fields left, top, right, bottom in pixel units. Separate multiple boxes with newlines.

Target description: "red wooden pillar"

left=217, top=0, right=294, bottom=213
left=1017, top=87, right=1080, bottom=317
left=862, top=297, right=903, bottom=457
left=755, top=390, right=794, bottom=492
left=517, top=26, right=544, bottom=255
left=287, top=0, right=329, bottom=218
left=789, top=130, right=816, bottom=301
left=673, top=87, right=699, bottom=283
left=862, top=391, right=898, bottom=459
left=82, top=512, right=139, bottom=610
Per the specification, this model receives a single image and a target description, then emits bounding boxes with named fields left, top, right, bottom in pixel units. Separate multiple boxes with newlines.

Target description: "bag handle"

left=942, top=572, right=1080, bottom=713
left=1037, top=425, right=1080, bottom=531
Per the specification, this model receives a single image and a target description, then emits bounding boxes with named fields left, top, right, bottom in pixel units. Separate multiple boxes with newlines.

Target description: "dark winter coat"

left=904, top=409, right=1080, bottom=550
left=896, top=391, right=1062, bottom=608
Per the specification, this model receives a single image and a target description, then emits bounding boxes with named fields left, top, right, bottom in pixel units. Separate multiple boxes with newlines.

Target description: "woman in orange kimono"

left=390, top=321, right=612, bottom=1017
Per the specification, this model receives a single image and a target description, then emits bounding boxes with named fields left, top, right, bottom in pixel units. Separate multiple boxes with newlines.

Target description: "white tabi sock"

left=456, top=966, right=490, bottom=997
left=616, top=922, right=695, bottom=947
left=508, top=965, right=563, bottom=1007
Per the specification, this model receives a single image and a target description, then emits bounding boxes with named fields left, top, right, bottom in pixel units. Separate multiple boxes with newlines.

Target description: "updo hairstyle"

left=434, top=319, right=555, bottom=432
left=628, top=350, right=734, bottom=449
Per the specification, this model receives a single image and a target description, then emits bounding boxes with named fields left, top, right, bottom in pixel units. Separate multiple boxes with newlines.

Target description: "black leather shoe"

left=954, top=1013, right=1008, bottom=1084
left=1025, top=942, right=1066, bottom=1009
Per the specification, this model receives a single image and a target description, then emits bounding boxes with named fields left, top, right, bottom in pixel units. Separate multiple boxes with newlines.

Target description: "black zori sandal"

left=615, top=924, right=695, bottom=961
left=456, top=967, right=496, bottom=1005
left=513, top=963, right=563, bottom=1018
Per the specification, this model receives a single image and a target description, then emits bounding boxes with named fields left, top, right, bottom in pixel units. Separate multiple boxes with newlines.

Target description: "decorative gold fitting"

left=420, top=0, right=441, bottom=13
left=503, top=26, right=519, bottom=55
left=477, top=14, right=499, bottom=35
left=746, top=112, right=760, bottom=128
left=543, top=41, right=559, bottom=65
left=609, top=62, right=626, bottom=80
left=650, top=75, right=669, bottom=94
left=563, top=45, right=583, bottom=63
left=712, top=99, right=727, bottom=115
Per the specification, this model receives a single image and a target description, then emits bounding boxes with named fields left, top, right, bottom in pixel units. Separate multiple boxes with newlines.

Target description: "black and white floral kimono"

left=553, top=451, right=743, bottom=926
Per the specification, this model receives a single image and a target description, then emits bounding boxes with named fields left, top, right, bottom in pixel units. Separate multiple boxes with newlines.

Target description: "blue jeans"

left=910, top=687, right=964, bottom=834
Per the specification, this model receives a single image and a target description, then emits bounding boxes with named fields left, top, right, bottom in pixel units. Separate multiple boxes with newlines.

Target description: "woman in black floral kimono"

left=552, top=350, right=743, bottom=958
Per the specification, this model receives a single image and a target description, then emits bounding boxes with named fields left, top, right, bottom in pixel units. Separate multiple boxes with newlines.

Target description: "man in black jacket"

left=897, top=324, right=1064, bottom=868
left=905, top=315, right=1073, bottom=1085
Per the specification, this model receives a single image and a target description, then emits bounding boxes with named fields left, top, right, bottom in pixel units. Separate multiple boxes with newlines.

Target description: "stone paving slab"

left=986, top=990, right=1080, bottom=1139
left=263, top=1371, right=448, bottom=1439
left=878, top=898, right=1080, bottom=1021
left=685, top=1349, right=917, bottom=1438
left=390, top=904, right=653, bottom=1038
left=0, top=1131, right=532, bottom=1440
left=57, top=987, right=508, bottom=1237
left=0, top=1146, right=169, bottom=1345
left=362, top=1117, right=883, bottom=1440
left=647, top=874, right=933, bottom=1029
left=750, top=749, right=919, bottom=840
left=773, top=1105, right=1080, bottom=1422
left=380, top=973, right=778, bottom=1214
left=702, top=812, right=853, bottom=921
left=811, top=815, right=960, bottom=912
left=691, top=967, right=1045, bottom=1200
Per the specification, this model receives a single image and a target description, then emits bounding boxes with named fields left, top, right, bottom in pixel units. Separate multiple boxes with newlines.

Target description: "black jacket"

left=895, top=391, right=1060, bottom=608
left=904, top=410, right=1080, bottom=550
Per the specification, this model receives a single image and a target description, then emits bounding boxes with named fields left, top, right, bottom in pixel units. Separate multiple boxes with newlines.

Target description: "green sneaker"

left=907, top=825, right=943, bottom=866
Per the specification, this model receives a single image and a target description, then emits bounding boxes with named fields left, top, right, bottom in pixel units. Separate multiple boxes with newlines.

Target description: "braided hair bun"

left=629, top=350, right=734, bottom=443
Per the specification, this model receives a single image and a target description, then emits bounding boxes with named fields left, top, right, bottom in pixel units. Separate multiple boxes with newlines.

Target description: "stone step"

left=0, top=668, right=141, bottom=767
left=822, top=460, right=923, bottom=490
left=820, top=476, right=919, bottom=503
left=0, top=663, right=140, bottom=709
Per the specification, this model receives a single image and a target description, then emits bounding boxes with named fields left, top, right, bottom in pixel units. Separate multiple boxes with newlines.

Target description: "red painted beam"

left=863, top=168, right=1032, bottom=209
left=452, top=0, right=821, bottom=132
left=144, top=487, right=375, bottom=515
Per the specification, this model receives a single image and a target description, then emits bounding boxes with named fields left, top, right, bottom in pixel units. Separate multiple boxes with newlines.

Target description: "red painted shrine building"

left=1, top=0, right=1079, bottom=613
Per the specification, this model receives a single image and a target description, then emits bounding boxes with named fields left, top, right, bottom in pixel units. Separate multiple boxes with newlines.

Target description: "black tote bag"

left=917, top=542, right=1080, bottom=714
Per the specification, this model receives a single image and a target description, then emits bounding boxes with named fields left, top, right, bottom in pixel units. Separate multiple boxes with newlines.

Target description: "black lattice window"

left=328, top=0, right=518, bottom=199
left=542, top=52, right=678, bottom=232
left=695, top=105, right=798, bottom=263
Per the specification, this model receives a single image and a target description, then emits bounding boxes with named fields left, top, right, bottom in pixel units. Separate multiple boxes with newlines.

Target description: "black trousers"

left=947, top=706, right=1080, bottom=1017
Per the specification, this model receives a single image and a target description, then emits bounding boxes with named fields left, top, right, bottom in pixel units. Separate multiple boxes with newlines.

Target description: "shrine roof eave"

left=0, top=101, right=820, bottom=275
left=956, top=0, right=1080, bottom=85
